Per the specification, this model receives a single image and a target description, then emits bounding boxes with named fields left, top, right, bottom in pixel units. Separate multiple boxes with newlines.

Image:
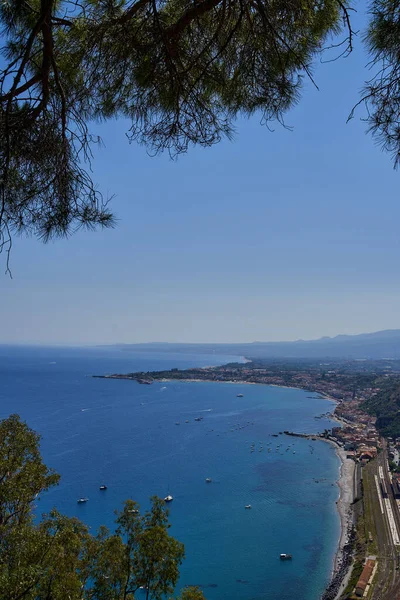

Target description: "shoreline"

left=158, top=376, right=353, bottom=592
left=152, top=377, right=335, bottom=398
left=100, top=373, right=337, bottom=400
left=101, top=374, right=353, bottom=598
left=176, top=378, right=355, bottom=597
left=332, top=445, right=355, bottom=573
left=318, top=441, right=355, bottom=600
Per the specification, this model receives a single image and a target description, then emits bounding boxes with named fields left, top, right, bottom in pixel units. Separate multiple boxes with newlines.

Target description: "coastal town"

left=95, top=358, right=400, bottom=599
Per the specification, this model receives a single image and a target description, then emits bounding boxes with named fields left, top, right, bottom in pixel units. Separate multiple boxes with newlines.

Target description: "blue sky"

left=2, top=3, right=400, bottom=345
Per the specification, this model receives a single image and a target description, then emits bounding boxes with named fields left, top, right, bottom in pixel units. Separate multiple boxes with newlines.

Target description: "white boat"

left=77, top=497, right=88, bottom=504
left=99, top=485, right=107, bottom=490
left=245, top=504, right=252, bottom=509
left=280, top=553, right=292, bottom=560
left=205, top=478, right=212, bottom=483
left=164, top=495, right=173, bottom=502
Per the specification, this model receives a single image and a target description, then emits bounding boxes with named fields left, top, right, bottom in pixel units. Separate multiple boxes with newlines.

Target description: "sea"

left=0, top=345, right=341, bottom=600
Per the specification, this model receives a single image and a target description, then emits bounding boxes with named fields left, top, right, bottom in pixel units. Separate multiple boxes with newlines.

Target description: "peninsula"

left=94, top=357, right=400, bottom=435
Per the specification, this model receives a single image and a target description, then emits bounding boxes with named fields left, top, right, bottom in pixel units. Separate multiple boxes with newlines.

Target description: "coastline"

left=163, top=377, right=353, bottom=588
left=154, top=377, right=333, bottom=395
left=318, top=440, right=355, bottom=600
left=102, top=374, right=354, bottom=599
left=333, top=446, right=355, bottom=572
left=182, top=378, right=356, bottom=598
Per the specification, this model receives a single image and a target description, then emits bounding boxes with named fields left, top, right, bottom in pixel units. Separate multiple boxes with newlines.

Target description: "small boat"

left=280, top=553, right=292, bottom=560
left=164, top=495, right=173, bottom=502
left=99, top=485, right=107, bottom=490
left=77, top=497, right=88, bottom=504
left=237, top=394, right=244, bottom=398
left=205, top=478, right=212, bottom=483
left=194, top=417, right=203, bottom=422
left=245, top=504, right=252, bottom=509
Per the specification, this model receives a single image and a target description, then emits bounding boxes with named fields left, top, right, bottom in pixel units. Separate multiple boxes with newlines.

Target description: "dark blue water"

left=0, top=346, right=340, bottom=600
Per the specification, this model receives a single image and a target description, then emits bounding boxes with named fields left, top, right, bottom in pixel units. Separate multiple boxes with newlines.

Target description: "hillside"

left=112, top=329, right=400, bottom=360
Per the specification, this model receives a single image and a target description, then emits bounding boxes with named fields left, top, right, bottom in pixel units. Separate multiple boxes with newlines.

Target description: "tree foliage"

left=0, top=0, right=353, bottom=266
left=2, top=0, right=400, bottom=266
left=0, top=413, right=60, bottom=529
left=176, top=587, right=206, bottom=600
left=0, top=414, right=199, bottom=600
left=361, top=0, right=400, bottom=168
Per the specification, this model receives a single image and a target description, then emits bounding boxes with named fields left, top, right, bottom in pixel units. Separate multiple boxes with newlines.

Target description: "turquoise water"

left=0, top=346, right=340, bottom=600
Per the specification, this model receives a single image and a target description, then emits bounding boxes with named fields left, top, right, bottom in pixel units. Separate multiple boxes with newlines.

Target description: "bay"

left=0, top=345, right=340, bottom=600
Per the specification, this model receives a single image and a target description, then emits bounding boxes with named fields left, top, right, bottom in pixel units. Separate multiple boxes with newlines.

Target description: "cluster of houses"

left=327, top=401, right=380, bottom=463
left=213, top=366, right=360, bottom=400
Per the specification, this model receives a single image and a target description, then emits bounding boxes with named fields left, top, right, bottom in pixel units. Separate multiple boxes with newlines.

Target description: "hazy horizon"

left=2, top=327, right=400, bottom=348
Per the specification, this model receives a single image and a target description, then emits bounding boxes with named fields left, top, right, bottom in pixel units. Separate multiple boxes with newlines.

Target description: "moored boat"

left=164, top=495, right=173, bottom=502
left=280, top=553, right=292, bottom=560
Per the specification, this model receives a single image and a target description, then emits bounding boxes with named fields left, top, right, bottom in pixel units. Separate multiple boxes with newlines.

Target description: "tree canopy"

left=0, top=0, right=398, bottom=264
left=0, top=414, right=204, bottom=600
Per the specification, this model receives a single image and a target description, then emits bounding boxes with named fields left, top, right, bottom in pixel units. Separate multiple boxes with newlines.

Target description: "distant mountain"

left=112, top=329, right=400, bottom=360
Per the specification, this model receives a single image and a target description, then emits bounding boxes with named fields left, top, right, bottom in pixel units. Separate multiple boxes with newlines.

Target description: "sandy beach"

left=334, top=447, right=355, bottom=570
left=318, top=441, right=356, bottom=600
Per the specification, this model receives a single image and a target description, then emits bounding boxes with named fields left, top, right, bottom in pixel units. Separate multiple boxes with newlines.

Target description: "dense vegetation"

left=362, top=383, right=400, bottom=439
left=0, top=414, right=205, bottom=600
left=116, top=358, right=400, bottom=394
